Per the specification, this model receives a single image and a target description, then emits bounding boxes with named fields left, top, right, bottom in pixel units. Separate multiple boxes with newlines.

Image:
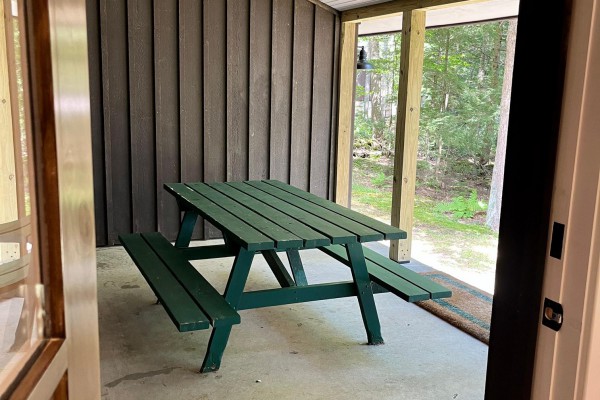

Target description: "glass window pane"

left=0, top=0, right=45, bottom=391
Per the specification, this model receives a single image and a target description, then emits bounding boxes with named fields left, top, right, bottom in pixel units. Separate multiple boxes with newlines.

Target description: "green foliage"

left=355, top=21, right=510, bottom=184
left=435, top=190, right=487, bottom=219
left=371, top=172, right=391, bottom=187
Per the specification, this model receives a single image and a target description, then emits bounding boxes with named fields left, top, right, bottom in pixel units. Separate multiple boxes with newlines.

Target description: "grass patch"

left=352, top=184, right=494, bottom=236
left=352, top=157, right=498, bottom=272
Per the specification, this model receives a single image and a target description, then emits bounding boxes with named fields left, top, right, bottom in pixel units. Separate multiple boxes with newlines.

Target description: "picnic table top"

left=164, top=180, right=407, bottom=252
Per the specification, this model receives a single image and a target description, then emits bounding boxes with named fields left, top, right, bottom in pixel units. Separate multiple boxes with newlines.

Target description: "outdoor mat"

left=416, top=272, right=493, bottom=344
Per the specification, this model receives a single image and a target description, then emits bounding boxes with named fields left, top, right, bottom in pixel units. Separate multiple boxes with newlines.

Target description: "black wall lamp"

left=357, top=46, right=373, bottom=70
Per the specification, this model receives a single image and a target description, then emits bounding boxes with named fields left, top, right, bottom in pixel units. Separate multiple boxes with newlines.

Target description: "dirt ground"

left=351, top=156, right=497, bottom=294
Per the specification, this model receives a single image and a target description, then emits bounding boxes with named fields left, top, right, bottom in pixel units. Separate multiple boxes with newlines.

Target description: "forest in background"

left=352, top=19, right=517, bottom=235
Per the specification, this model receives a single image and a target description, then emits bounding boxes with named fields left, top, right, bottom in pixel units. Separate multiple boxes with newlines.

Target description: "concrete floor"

left=97, top=241, right=488, bottom=400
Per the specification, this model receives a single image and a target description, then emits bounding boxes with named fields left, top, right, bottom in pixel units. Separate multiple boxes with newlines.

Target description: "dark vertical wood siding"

left=269, top=0, right=293, bottom=183
left=89, top=0, right=340, bottom=245
left=310, top=6, right=335, bottom=198
left=290, top=0, right=315, bottom=191
left=179, top=0, right=204, bottom=239
left=154, top=0, right=181, bottom=239
left=99, top=0, right=131, bottom=245
left=249, top=0, right=272, bottom=180
left=128, top=0, right=156, bottom=234
left=86, top=0, right=106, bottom=243
left=226, top=0, right=250, bottom=182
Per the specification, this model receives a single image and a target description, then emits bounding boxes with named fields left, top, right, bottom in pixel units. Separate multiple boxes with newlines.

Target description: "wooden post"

left=0, top=0, right=19, bottom=263
left=335, top=22, right=358, bottom=207
left=389, top=10, right=425, bottom=262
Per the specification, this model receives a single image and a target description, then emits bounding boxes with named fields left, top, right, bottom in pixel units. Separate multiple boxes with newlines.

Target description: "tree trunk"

left=369, top=39, right=384, bottom=143
left=486, top=19, right=517, bottom=231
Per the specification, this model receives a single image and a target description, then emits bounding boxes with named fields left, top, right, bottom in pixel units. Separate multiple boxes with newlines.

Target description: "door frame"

left=3, top=0, right=100, bottom=397
left=334, top=0, right=573, bottom=398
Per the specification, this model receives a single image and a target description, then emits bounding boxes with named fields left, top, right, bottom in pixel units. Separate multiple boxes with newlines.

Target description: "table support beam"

left=286, top=249, right=308, bottom=286
left=389, top=10, right=426, bottom=262
left=238, top=282, right=357, bottom=310
left=346, top=242, right=383, bottom=344
left=201, top=247, right=254, bottom=373
left=262, top=250, right=296, bottom=287
left=175, top=211, right=198, bottom=247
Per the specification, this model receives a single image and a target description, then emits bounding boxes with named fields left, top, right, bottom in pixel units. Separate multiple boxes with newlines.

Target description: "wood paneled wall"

left=87, top=0, right=340, bottom=246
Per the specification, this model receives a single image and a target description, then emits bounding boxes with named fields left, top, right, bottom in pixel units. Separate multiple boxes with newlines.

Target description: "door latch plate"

left=542, top=298, right=563, bottom=331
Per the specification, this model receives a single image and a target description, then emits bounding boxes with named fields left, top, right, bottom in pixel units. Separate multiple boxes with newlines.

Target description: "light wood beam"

left=341, top=0, right=479, bottom=23
left=0, top=0, right=19, bottom=263
left=334, top=22, right=358, bottom=207
left=389, top=10, right=425, bottom=262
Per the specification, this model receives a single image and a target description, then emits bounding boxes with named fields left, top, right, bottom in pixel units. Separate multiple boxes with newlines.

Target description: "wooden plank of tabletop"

left=227, top=182, right=357, bottom=245
left=164, top=183, right=274, bottom=251
left=247, top=181, right=384, bottom=242
left=264, top=180, right=406, bottom=240
left=187, top=183, right=303, bottom=249
left=211, top=182, right=330, bottom=248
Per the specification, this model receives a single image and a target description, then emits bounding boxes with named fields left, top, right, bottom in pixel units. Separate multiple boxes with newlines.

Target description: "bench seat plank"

left=210, top=182, right=330, bottom=248
left=119, top=233, right=211, bottom=332
left=361, top=247, right=452, bottom=299
left=164, top=183, right=274, bottom=251
left=247, top=181, right=384, bottom=242
left=227, top=182, right=357, bottom=245
left=264, top=180, right=407, bottom=240
left=319, top=245, right=431, bottom=302
left=187, top=183, right=303, bottom=249
left=141, top=233, right=241, bottom=328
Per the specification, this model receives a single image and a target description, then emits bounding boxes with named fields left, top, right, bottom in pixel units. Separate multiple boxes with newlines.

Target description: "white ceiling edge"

left=321, top=0, right=392, bottom=12
left=357, top=0, right=520, bottom=36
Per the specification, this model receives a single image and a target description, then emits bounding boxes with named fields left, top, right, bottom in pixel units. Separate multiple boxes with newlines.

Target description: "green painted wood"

left=187, top=183, right=303, bottom=249
left=361, top=246, right=452, bottom=299
left=118, top=233, right=210, bottom=332
left=210, top=182, right=330, bottom=248
left=247, top=181, right=383, bottom=242
left=345, top=242, right=383, bottom=345
left=265, top=180, right=407, bottom=240
left=202, top=247, right=255, bottom=372
left=227, top=182, right=357, bottom=245
left=286, top=249, right=308, bottom=286
left=142, top=233, right=241, bottom=327
left=237, top=282, right=357, bottom=310
left=201, top=325, right=233, bottom=373
left=175, top=211, right=198, bottom=248
left=262, top=250, right=296, bottom=288
left=165, top=183, right=274, bottom=251
left=319, top=245, right=431, bottom=302
left=222, top=247, right=255, bottom=307
left=179, top=245, right=236, bottom=261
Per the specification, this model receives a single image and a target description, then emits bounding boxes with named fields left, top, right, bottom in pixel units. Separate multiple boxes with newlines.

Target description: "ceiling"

left=321, top=0, right=392, bottom=11
left=320, top=0, right=520, bottom=35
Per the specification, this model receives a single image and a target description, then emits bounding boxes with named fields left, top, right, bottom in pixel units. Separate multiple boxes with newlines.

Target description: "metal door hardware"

left=542, top=298, right=563, bottom=331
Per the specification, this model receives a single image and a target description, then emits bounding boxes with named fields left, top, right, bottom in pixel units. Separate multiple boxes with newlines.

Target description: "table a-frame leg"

left=286, top=249, right=308, bottom=286
left=345, top=242, right=384, bottom=345
left=262, top=250, right=296, bottom=287
left=175, top=211, right=198, bottom=248
left=201, top=247, right=255, bottom=372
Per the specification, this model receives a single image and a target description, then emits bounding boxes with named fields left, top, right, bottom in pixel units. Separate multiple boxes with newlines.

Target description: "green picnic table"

left=119, top=180, right=451, bottom=373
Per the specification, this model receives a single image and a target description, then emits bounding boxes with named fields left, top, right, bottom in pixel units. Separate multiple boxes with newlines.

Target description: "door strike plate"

left=542, top=298, right=563, bottom=332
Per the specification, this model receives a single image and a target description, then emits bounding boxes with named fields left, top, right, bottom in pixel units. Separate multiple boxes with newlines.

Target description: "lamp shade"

left=357, top=46, right=373, bottom=70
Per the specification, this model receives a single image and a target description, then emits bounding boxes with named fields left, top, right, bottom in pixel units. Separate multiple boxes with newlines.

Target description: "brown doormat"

left=415, top=271, right=492, bottom=344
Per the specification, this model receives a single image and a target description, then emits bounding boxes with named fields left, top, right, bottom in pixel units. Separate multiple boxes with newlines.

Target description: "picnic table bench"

left=119, top=180, right=451, bottom=372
